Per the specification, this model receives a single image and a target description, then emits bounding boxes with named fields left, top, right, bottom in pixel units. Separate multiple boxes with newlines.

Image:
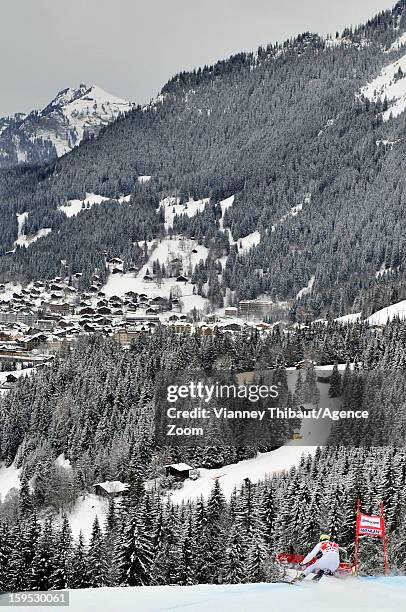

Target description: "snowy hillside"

left=0, top=84, right=134, bottom=166
left=360, top=50, right=406, bottom=120
left=5, top=577, right=404, bottom=612
left=102, top=235, right=209, bottom=313
left=367, top=299, right=406, bottom=325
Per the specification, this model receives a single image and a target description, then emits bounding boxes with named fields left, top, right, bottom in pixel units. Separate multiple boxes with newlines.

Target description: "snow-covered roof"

left=164, top=463, right=193, bottom=472
left=93, top=480, right=129, bottom=494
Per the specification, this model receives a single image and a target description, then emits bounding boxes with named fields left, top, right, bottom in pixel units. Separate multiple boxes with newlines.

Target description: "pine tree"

left=70, top=532, right=90, bottom=589
left=329, top=363, right=342, bottom=398
left=117, top=510, right=153, bottom=586
left=87, top=517, right=109, bottom=588
left=51, top=515, right=72, bottom=589
left=224, top=524, right=246, bottom=583
left=247, top=532, right=268, bottom=583
left=30, top=519, right=56, bottom=591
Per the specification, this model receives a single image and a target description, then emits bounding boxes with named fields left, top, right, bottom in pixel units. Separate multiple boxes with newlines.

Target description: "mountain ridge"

left=0, top=83, right=134, bottom=167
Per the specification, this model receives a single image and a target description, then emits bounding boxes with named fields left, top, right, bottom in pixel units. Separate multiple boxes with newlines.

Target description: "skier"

left=293, top=534, right=340, bottom=582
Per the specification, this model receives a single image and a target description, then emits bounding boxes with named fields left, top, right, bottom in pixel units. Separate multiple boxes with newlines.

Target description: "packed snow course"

left=1, top=577, right=403, bottom=612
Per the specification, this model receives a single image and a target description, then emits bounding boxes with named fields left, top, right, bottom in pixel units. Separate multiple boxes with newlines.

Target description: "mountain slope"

left=0, top=2, right=405, bottom=319
left=0, top=84, right=133, bottom=167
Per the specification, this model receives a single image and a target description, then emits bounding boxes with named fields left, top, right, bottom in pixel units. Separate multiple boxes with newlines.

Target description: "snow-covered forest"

left=0, top=0, right=406, bottom=609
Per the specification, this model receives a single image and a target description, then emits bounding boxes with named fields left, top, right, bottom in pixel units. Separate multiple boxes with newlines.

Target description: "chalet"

left=168, top=323, right=191, bottom=334
left=5, top=374, right=18, bottom=384
left=112, top=268, right=121, bottom=275
left=146, top=308, right=158, bottom=315
left=93, top=480, right=129, bottom=498
left=199, top=325, right=215, bottom=337
left=20, top=333, right=48, bottom=351
left=97, top=306, right=112, bottom=315
left=176, top=275, right=189, bottom=283
left=57, top=319, right=72, bottom=329
left=88, top=285, right=99, bottom=293
left=125, top=291, right=138, bottom=299
left=109, top=257, right=123, bottom=265
left=49, top=302, right=72, bottom=316
left=78, top=307, right=95, bottom=316
left=168, top=314, right=180, bottom=322
left=164, top=463, right=193, bottom=480
left=143, top=274, right=153, bottom=282
left=150, top=296, right=170, bottom=312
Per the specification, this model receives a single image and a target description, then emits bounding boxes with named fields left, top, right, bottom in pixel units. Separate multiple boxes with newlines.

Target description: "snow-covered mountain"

left=0, top=84, right=134, bottom=167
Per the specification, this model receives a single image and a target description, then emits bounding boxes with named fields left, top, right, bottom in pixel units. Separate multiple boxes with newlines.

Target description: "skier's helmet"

left=320, top=533, right=331, bottom=541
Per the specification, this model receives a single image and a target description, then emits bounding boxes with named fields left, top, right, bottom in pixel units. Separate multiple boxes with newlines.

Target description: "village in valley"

left=0, top=192, right=296, bottom=388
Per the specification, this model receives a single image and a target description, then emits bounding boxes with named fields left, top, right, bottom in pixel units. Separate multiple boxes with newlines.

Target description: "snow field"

left=360, top=52, right=406, bottom=121
left=102, top=235, right=209, bottom=313
left=8, top=577, right=405, bottom=612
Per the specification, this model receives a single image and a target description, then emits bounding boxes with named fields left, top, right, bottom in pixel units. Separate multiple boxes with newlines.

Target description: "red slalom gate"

left=355, top=498, right=388, bottom=576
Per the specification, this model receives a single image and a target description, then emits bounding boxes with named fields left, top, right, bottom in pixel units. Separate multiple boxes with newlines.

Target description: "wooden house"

left=164, top=463, right=193, bottom=480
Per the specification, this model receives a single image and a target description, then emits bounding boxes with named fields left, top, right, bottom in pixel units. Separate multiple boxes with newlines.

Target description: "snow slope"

left=8, top=577, right=405, bottom=612
left=102, top=236, right=209, bottom=313
left=367, top=299, right=406, bottom=325
left=159, top=197, right=210, bottom=231
left=296, top=276, right=315, bottom=300
left=13, top=211, right=51, bottom=249
left=360, top=52, right=406, bottom=120
left=335, top=312, right=362, bottom=324
left=64, top=494, right=109, bottom=541
left=59, top=193, right=111, bottom=217
left=0, top=462, right=21, bottom=500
